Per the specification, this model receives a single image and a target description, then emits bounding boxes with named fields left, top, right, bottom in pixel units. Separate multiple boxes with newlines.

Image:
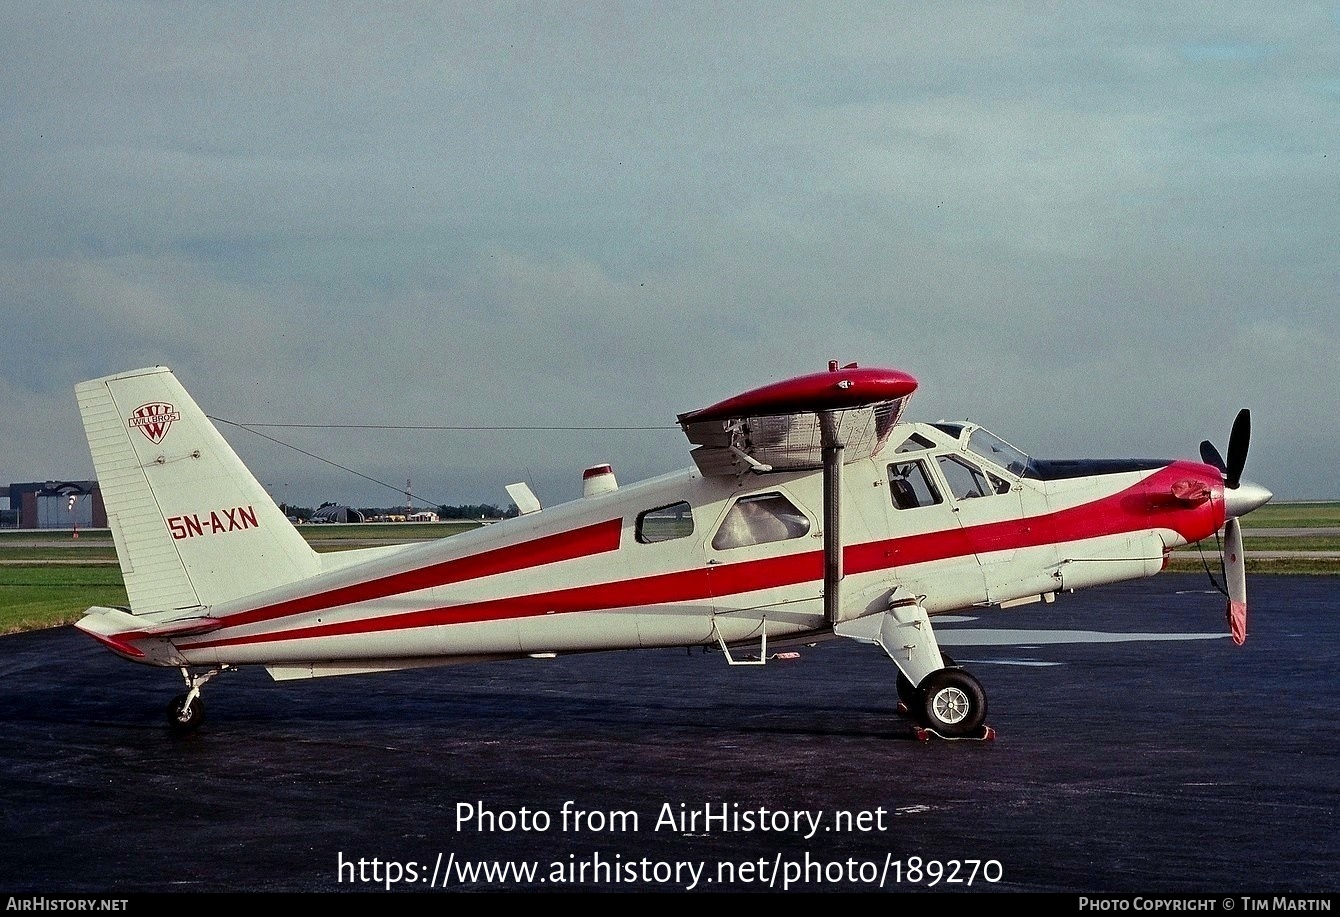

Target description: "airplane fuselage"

left=106, top=421, right=1225, bottom=675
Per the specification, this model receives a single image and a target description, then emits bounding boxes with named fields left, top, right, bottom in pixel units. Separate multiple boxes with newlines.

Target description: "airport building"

left=6, top=481, right=107, bottom=530
left=308, top=503, right=364, bottom=524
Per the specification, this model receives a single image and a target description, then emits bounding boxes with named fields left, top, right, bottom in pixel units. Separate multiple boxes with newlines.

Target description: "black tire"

left=167, top=693, right=204, bottom=733
left=918, top=668, right=987, bottom=737
left=896, top=670, right=919, bottom=708
left=896, top=652, right=958, bottom=708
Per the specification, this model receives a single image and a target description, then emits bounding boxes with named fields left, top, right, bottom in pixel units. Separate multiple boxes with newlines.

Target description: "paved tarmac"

left=1, top=574, right=1336, bottom=894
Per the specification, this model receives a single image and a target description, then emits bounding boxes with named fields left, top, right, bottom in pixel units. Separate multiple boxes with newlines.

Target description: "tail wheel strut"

left=167, top=666, right=229, bottom=733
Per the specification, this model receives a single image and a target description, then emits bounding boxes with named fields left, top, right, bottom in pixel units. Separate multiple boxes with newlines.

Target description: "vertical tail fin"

left=75, top=366, right=320, bottom=614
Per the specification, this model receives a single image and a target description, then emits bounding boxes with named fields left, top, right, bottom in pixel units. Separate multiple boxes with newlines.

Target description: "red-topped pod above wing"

left=678, top=362, right=919, bottom=424
left=678, top=362, right=919, bottom=476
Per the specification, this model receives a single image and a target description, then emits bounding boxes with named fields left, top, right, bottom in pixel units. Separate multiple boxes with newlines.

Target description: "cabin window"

left=936, top=455, right=1009, bottom=499
left=636, top=501, right=694, bottom=544
left=887, top=460, right=942, bottom=510
left=711, top=492, right=811, bottom=551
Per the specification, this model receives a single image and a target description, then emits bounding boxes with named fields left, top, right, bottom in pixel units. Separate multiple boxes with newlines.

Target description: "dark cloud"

left=1, top=3, right=1335, bottom=503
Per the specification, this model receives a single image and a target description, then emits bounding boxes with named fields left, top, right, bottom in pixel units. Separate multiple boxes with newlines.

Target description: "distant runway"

left=1, top=574, right=1335, bottom=893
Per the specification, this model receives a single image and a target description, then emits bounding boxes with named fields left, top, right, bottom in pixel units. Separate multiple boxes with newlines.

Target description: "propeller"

left=1223, top=516, right=1247, bottom=646
left=1199, top=409, right=1267, bottom=646
left=1199, top=408, right=1250, bottom=489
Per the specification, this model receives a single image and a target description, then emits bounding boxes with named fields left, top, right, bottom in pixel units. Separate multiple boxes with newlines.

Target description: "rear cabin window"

left=887, top=460, right=942, bottom=510
left=711, top=493, right=811, bottom=551
left=636, top=501, right=694, bottom=544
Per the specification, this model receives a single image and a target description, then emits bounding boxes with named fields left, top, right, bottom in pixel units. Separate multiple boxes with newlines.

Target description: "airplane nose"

left=1224, top=480, right=1273, bottom=519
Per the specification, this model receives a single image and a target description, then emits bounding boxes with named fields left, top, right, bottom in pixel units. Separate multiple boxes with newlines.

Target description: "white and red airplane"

left=73, top=362, right=1271, bottom=737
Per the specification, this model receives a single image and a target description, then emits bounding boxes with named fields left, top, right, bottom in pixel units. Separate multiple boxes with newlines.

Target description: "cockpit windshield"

left=966, top=428, right=1031, bottom=476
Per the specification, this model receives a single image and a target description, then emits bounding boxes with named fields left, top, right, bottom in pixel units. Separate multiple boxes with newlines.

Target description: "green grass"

left=0, top=531, right=113, bottom=544
left=0, top=547, right=119, bottom=562
left=0, top=565, right=128, bottom=634
left=1165, top=555, right=1339, bottom=576
left=1240, top=501, right=1340, bottom=528
left=1234, top=536, right=1340, bottom=552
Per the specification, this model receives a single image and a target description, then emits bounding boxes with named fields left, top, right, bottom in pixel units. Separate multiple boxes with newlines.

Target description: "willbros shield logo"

left=129, top=402, right=181, bottom=444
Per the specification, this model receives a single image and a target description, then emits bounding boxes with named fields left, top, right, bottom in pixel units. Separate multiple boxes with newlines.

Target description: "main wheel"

left=918, top=668, right=987, bottom=737
left=167, top=692, right=204, bottom=733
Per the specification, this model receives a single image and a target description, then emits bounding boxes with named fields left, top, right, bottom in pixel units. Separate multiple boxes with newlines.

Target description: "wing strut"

left=821, top=410, right=843, bottom=627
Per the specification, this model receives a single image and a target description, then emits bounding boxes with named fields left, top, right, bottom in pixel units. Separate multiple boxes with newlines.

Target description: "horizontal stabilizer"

left=73, top=605, right=220, bottom=660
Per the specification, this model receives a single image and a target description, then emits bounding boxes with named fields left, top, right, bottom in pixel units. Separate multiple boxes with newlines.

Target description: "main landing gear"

left=900, top=666, right=994, bottom=742
left=833, top=598, right=994, bottom=741
left=894, top=652, right=992, bottom=739
left=166, top=666, right=229, bottom=733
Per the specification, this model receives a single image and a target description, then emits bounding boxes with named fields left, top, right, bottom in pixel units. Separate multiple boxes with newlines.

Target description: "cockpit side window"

left=636, top=501, right=694, bottom=544
left=937, top=455, right=1008, bottom=500
left=711, top=492, right=811, bottom=551
left=887, top=460, right=942, bottom=510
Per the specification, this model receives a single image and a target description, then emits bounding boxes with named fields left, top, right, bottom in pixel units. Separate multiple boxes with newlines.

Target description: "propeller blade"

left=1200, top=440, right=1226, bottom=473
left=1224, top=517, right=1247, bottom=645
left=1224, top=409, right=1251, bottom=489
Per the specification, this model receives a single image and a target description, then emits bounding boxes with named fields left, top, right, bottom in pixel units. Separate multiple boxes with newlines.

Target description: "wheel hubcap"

left=931, top=686, right=970, bottom=725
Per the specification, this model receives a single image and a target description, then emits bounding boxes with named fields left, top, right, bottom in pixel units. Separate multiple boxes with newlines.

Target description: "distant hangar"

left=5, top=481, right=106, bottom=529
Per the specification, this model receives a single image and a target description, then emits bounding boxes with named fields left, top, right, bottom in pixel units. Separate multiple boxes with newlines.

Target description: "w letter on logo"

left=129, top=402, right=181, bottom=444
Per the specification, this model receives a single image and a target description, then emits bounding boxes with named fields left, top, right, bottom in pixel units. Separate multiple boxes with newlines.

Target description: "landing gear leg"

left=167, top=666, right=228, bottom=733
left=896, top=652, right=957, bottom=710
left=833, top=594, right=994, bottom=740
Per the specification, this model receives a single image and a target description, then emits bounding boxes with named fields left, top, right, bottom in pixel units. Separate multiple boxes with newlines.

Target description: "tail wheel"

left=919, top=668, right=987, bottom=737
left=167, top=693, right=204, bottom=733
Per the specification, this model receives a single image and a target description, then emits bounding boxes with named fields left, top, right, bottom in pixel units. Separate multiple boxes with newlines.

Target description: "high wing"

left=676, top=362, right=918, bottom=476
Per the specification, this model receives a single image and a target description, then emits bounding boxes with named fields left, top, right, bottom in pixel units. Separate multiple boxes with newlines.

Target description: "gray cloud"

left=2, top=2, right=1335, bottom=506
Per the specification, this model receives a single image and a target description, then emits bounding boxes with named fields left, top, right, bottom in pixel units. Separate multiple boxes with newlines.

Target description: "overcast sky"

left=2, top=2, right=1335, bottom=509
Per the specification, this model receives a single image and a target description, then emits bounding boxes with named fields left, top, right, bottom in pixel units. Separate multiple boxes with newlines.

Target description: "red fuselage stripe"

left=177, top=462, right=1222, bottom=652
left=205, top=517, right=624, bottom=631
